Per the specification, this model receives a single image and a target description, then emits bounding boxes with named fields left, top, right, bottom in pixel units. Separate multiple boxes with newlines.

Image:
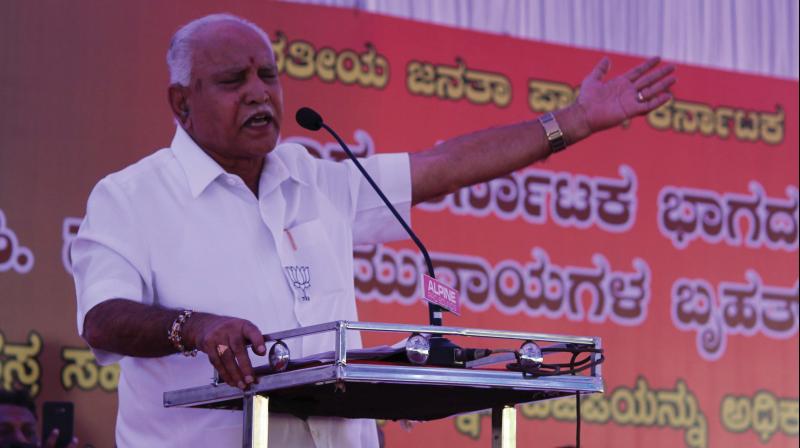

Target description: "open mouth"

left=243, top=111, right=274, bottom=129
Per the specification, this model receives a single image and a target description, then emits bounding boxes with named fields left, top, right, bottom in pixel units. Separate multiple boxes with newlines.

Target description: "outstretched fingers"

left=634, top=64, right=675, bottom=90
left=588, top=56, right=611, bottom=81
left=624, top=56, right=661, bottom=82
left=639, top=91, right=673, bottom=114
left=641, top=76, right=676, bottom=99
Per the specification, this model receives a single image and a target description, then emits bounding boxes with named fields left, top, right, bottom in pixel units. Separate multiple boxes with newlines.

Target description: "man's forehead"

left=193, top=20, right=274, bottom=63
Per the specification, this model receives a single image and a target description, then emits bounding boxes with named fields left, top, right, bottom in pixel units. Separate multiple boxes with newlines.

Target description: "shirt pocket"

left=281, top=219, right=348, bottom=306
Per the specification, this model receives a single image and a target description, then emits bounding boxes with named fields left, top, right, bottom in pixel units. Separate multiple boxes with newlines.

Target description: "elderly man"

left=71, top=12, right=674, bottom=448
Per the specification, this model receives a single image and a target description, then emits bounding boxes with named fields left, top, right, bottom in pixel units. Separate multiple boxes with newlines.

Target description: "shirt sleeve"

left=71, top=177, right=151, bottom=365
left=347, top=153, right=412, bottom=246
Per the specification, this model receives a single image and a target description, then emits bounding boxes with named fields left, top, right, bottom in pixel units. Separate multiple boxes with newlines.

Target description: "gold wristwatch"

left=539, top=112, right=567, bottom=154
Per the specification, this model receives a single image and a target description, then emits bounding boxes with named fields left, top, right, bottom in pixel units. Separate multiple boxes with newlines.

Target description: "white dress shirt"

left=71, top=126, right=411, bottom=447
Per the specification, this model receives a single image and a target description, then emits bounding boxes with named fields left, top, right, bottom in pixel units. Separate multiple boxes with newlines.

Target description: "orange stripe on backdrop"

left=0, top=2, right=797, bottom=447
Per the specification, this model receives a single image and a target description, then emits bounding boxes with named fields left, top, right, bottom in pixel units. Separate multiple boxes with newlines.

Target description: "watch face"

left=540, top=114, right=566, bottom=152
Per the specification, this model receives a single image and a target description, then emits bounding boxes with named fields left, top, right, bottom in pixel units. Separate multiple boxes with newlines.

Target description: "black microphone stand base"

left=427, top=336, right=467, bottom=367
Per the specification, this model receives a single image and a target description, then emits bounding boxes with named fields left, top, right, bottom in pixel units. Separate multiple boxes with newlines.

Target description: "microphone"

left=295, top=107, right=444, bottom=327
left=295, top=107, right=323, bottom=131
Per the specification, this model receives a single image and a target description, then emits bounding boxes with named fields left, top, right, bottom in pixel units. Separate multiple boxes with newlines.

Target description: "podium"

left=163, top=321, right=604, bottom=447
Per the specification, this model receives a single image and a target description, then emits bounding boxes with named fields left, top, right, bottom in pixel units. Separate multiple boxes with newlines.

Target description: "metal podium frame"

left=164, top=321, right=604, bottom=448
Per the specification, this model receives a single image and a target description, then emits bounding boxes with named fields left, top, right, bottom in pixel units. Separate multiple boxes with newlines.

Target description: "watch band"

left=538, top=112, right=567, bottom=154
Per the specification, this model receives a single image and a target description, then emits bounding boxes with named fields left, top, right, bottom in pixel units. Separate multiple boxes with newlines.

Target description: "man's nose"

left=243, top=78, right=269, bottom=104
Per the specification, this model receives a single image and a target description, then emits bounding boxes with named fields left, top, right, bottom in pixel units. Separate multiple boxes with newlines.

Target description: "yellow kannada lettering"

left=272, top=32, right=389, bottom=90
left=364, top=44, right=389, bottom=88
left=751, top=391, right=780, bottom=443
left=733, top=110, right=760, bottom=141
left=580, top=393, right=611, bottom=424
left=519, top=400, right=550, bottom=419
left=715, top=107, right=734, bottom=138
left=286, top=40, right=316, bottom=79
left=683, top=411, right=708, bottom=448
left=406, top=59, right=510, bottom=107
left=720, top=395, right=751, bottom=432
left=98, top=363, right=120, bottom=392
left=271, top=32, right=287, bottom=73
left=643, top=97, right=783, bottom=145
left=466, top=70, right=511, bottom=107
left=720, top=390, right=799, bottom=442
left=451, top=378, right=709, bottom=447
left=647, top=99, right=673, bottom=130
left=778, top=399, right=799, bottom=436
left=0, top=331, right=42, bottom=396
left=518, top=377, right=706, bottom=448
left=759, top=107, right=785, bottom=145
left=61, top=347, right=119, bottom=392
left=407, top=61, right=436, bottom=96
left=656, top=380, right=695, bottom=428
left=335, top=50, right=361, bottom=85
left=315, top=47, right=337, bottom=82
left=610, top=386, right=637, bottom=425
left=453, top=412, right=484, bottom=439
left=672, top=101, right=715, bottom=135
left=435, top=60, right=466, bottom=100
left=61, top=348, right=98, bottom=390
left=632, top=377, right=659, bottom=426
left=528, top=79, right=576, bottom=112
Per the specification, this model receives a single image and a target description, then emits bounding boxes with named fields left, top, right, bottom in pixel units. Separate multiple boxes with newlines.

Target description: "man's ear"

left=168, top=85, right=191, bottom=127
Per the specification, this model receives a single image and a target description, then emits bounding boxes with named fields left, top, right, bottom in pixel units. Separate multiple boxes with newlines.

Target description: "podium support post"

left=491, top=405, right=516, bottom=448
left=242, top=393, right=269, bottom=448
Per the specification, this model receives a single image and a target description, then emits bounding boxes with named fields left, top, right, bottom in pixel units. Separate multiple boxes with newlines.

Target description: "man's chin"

left=240, top=128, right=279, bottom=154
left=245, top=140, right=278, bottom=158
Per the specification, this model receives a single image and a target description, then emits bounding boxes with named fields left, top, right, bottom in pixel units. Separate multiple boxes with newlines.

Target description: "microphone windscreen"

left=295, top=107, right=323, bottom=131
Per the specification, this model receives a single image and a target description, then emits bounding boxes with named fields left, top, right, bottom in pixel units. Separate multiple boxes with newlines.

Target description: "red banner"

left=1, top=2, right=797, bottom=447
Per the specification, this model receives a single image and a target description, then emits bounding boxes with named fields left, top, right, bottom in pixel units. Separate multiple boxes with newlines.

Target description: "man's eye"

left=221, top=78, right=241, bottom=85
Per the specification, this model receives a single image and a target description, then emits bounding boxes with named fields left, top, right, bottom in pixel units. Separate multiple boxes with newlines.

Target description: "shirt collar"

left=170, top=126, right=225, bottom=198
left=260, top=144, right=309, bottom=195
left=170, top=126, right=307, bottom=198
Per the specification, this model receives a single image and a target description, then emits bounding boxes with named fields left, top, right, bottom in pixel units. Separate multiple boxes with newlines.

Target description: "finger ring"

left=216, top=344, right=229, bottom=357
left=637, top=90, right=646, bottom=102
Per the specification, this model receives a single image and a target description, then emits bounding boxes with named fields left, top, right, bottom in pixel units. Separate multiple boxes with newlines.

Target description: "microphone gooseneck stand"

left=295, top=107, right=464, bottom=366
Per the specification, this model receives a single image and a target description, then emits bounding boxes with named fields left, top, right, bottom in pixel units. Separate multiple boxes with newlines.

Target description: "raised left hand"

left=577, top=56, right=675, bottom=133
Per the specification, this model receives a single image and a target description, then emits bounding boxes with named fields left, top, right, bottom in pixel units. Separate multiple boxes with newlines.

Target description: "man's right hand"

left=183, top=314, right=267, bottom=389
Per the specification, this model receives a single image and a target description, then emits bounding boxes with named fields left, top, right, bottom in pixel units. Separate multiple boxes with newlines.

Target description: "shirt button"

left=226, top=178, right=236, bottom=186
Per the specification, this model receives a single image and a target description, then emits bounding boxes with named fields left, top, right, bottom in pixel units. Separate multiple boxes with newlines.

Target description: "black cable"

left=504, top=343, right=603, bottom=447
left=570, top=351, right=581, bottom=448
left=576, top=391, right=581, bottom=448
left=507, top=353, right=604, bottom=376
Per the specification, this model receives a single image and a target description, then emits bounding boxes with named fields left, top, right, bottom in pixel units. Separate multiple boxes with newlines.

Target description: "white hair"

left=166, top=13, right=271, bottom=86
